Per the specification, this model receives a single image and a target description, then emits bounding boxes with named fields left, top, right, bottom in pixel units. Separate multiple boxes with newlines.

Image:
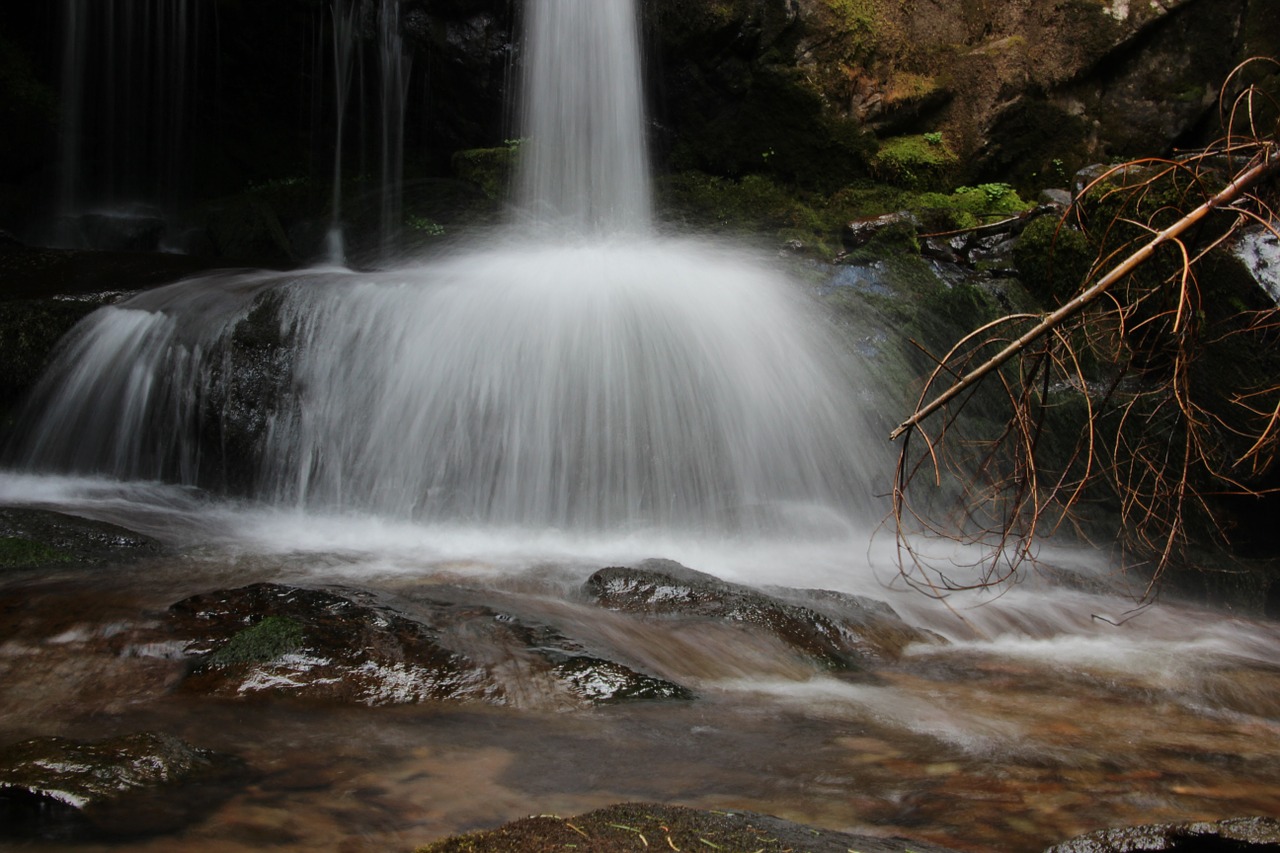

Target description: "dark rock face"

left=196, top=289, right=297, bottom=495
left=163, top=582, right=691, bottom=707
left=0, top=298, right=101, bottom=428
left=583, top=558, right=934, bottom=669
left=0, top=508, right=162, bottom=571
left=0, top=732, right=244, bottom=841
left=1045, top=817, right=1280, bottom=853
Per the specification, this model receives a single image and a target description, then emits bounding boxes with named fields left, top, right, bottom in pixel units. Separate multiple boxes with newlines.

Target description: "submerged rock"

left=1045, top=817, right=1280, bottom=852
left=169, top=583, right=495, bottom=705
left=583, top=559, right=933, bottom=670
left=0, top=732, right=243, bottom=841
left=165, top=583, right=690, bottom=708
left=418, top=801, right=961, bottom=853
left=0, top=508, right=162, bottom=571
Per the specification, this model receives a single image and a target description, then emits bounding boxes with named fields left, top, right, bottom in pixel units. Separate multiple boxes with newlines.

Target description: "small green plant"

left=923, top=131, right=943, bottom=146
left=956, top=182, right=1015, bottom=205
left=407, top=215, right=446, bottom=236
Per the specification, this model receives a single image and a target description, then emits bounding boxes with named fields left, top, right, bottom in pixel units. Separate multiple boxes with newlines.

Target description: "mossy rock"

left=657, top=170, right=843, bottom=253
left=871, top=133, right=960, bottom=190
left=451, top=145, right=518, bottom=201
left=0, top=508, right=162, bottom=570
left=0, top=536, right=71, bottom=570
left=1012, top=215, right=1094, bottom=304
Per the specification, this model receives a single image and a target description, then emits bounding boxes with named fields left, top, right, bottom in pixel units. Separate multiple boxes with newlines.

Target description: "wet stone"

left=0, top=508, right=162, bottom=571
left=553, top=657, right=692, bottom=704
left=583, top=559, right=935, bottom=670
left=168, top=583, right=497, bottom=705
left=1046, top=817, right=1280, bottom=852
left=0, top=732, right=244, bottom=841
left=164, top=582, right=691, bottom=708
left=418, top=801, right=962, bottom=853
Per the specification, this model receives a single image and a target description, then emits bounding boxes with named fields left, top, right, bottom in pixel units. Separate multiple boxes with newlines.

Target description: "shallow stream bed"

left=1, top=479, right=1278, bottom=852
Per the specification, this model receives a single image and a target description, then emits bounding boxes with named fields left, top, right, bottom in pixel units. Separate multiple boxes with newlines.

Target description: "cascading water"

left=7, top=0, right=885, bottom=536
left=52, top=0, right=209, bottom=250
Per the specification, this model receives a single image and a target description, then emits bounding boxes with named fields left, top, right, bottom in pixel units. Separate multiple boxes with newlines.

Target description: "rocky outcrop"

left=652, top=0, right=1261, bottom=190
left=0, top=732, right=244, bottom=841
left=583, top=558, right=935, bottom=670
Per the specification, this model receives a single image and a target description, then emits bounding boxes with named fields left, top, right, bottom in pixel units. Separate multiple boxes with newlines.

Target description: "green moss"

left=919, top=183, right=1031, bottom=229
left=1013, top=215, right=1095, bottom=304
left=206, top=616, right=305, bottom=666
left=826, top=0, right=881, bottom=58
left=658, top=170, right=849, bottom=255
left=871, top=134, right=960, bottom=190
left=451, top=145, right=517, bottom=200
left=0, top=536, right=70, bottom=569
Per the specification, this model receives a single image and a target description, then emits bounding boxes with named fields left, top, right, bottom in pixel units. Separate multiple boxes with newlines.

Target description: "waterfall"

left=324, top=0, right=412, bottom=263
left=326, top=0, right=360, bottom=263
left=7, top=0, right=886, bottom=536
left=378, top=0, right=411, bottom=258
left=517, top=0, right=652, bottom=233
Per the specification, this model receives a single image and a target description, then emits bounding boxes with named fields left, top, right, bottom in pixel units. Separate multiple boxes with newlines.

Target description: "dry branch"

left=889, top=66, right=1280, bottom=598
left=890, top=147, right=1280, bottom=443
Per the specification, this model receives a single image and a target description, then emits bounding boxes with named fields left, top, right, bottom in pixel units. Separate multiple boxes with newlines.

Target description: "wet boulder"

left=583, top=559, right=933, bottom=670
left=169, top=583, right=497, bottom=705
left=1045, top=816, right=1280, bottom=853
left=165, top=583, right=689, bottom=708
left=419, top=801, right=961, bottom=853
left=843, top=210, right=920, bottom=252
left=0, top=732, right=244, bottom=841
left=0, top=508, right=162, bottom=571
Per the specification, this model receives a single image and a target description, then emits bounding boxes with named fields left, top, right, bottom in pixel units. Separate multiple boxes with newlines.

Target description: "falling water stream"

left=2, top=0, right=1278, bottom=850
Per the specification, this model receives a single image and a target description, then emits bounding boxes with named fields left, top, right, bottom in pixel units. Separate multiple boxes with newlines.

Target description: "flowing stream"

left=2, top=0, right=1278, bottom=849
